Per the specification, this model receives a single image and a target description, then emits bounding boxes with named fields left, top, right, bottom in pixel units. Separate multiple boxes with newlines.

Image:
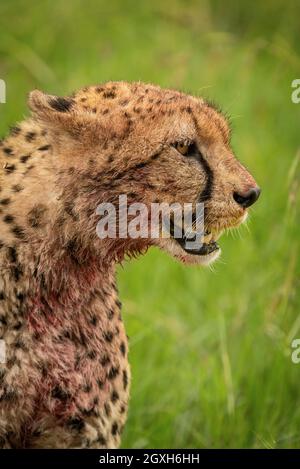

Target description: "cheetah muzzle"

left=0, top=81, right=260, bottom=449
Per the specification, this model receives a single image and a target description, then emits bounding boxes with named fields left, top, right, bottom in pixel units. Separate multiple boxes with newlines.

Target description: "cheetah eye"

left=174, top=141, right=196, bottom=157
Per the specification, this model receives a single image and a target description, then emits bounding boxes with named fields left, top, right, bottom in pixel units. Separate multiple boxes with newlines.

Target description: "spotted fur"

left=0, top=81, right=258, bottom=448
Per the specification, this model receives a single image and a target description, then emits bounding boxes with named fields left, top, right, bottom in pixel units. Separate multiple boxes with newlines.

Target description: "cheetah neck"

left=0, top=119, right=120, bottom=324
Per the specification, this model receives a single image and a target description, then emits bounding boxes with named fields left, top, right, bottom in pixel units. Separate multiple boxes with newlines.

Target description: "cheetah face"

left=153, top=136, right=260, bottom=266
left=29, top=81, right=260, bottom=266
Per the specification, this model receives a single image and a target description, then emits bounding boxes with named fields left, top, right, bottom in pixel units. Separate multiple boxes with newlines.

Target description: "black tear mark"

left=190, top=111, right=214, bottom=201
left=49, top=97, right=74, bottom=112
left=197, top=151, right=214, bottom=201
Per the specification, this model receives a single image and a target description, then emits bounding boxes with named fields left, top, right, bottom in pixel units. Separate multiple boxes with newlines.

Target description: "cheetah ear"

left=28, top=89, right=126, bottom=144
left=28, top=89, right=112, bottom=144
left=28, top=89, right=99, bottom=142
left=28, top=90, right=77, bottom=128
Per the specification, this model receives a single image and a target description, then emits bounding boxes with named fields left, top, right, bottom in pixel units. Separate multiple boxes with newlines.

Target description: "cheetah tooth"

left=202, top=232, right=213, bottom=244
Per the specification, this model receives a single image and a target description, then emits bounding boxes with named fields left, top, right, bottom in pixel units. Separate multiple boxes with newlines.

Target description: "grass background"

left=0, top=0, right=300, bottom=448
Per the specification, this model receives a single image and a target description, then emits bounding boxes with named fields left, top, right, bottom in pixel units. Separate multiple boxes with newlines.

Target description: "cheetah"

left=0, top=81, right=260, bottom=448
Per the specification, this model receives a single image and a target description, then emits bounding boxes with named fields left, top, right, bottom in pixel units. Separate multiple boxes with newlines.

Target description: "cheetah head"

left=28, top=81, right=260, bottom=266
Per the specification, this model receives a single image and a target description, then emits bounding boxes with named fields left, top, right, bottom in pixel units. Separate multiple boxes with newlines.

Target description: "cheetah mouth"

left=176, top=233, right=220, bottom=256
left=169, top=220, right=220, bottom=256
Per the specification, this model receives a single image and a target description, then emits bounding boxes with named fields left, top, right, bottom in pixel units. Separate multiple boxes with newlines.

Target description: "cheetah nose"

left=233, top=186, right=261, bottom=208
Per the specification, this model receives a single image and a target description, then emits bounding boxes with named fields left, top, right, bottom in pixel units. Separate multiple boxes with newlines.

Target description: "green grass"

left=0, top=0, right=300, bottom=448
